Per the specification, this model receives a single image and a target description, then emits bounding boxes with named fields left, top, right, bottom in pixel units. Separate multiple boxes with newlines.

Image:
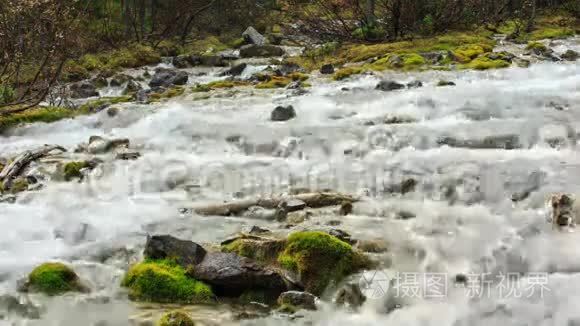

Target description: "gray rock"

left=199, top=55, right=227, bottom=67
left=277, top=291, right=317, bottom=310
left=242, top=26, right=267, bottom=46
left=437, top=80, right=456, bottom=87
left=407, top=80, right=423, bottom=89
left=420, top=51, right=445, bottom=64
left=271, top=105, right=296, bottom=122
left=87, top=136, right=130, bottom=154
left=514, top=58, right=531, bottom=68
left=561, top=49, right=579, bottom=61
left=106, top=107, right=120, bottom=117
left=144, top=234, right=207, bottom=268
left=149, top=68, right=188, bottom=87
left=334, top=283, right=366, bottom=309
left=376, top=80, right=405, bottom=92
left=220, top=63, right=247, bottom=76
left=240, top=44, right=285, bottom=58
left=173, top=55, right=192, bottom=68
left=283, top=199, right=307, bottom=212
left=188, top=252, right=290, bottom=296
left=320, top=64, right=335, bottom=74
left=0, top=294, right=41, bottom=319
left=70, top=81, right=99, bottom=99
left=92, top=76, right=108, bottom=89
left=110, top=74, right=132, bottom=87
left=276, top=63, right=303, bottom=76
left=116, top=151, right=141, bottom=160
left=123, top=80, right=142, bottom=95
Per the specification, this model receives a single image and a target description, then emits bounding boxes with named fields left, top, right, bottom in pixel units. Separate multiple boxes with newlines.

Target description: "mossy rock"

left=332, top=67, right=365, bottom=81
left=461, top=56, right=510, bottom=70
left=24, top=262, right=87, bottom=295
left=452, top=44, right=492, bottom=63
left=149, top=86, right=185, bottom=102
left=526, top=41, right=550, bottom=55
left=157, top=310, right=195, bottom=326
left=121, top=259, right=214, bottom=304
left=192, top=80, right=251, bottom=93
left=10, top=178, right=29, bottom=194
left=277, top=231, right=370, bottom=295
left=221, top=236, right=286, bottom=264
left=63, top=161, right=89, bottom=181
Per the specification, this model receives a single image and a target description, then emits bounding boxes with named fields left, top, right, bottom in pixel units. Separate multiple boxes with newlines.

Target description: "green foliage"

left=63, top=161, right=88, bottom=181
left=157, top=311, right=195, bottom=326
left=277, top=231, right=369, bottom=295
left=421, top=14, right=435, bottom=35
left=352, top=23, right=386, bottom=41
left=121, top=259, right=214, bottom=304
left=0, top=85, right=15, bottom=105
left=27, top=262, right=86, bottom=295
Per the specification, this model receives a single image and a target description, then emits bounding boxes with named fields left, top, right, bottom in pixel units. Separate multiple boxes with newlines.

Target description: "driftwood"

left=0, top=145, right=66, bottom=188
left=189, top=192, right=357, bottom=217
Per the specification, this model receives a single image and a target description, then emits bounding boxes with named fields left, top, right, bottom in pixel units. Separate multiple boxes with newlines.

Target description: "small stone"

left=220, top=63, right=248, bottom=76
left=284, top=199, right=307, bottom=212
left=277, top=291, right=317, bottom=310
left=561, top=49, right=579, bottom=61
left=271, top=105, right=296, bottom=122
left=106, top=107, right=120, bottom=117
left=407, top=80, right=423, bottom=88
left=376, top=80, right=405, bottom=92
left=437, top=80, right=455, bottom=87
left=320, top=64, right=335, bottom=75
left=116, top=152, right=141, bottom=160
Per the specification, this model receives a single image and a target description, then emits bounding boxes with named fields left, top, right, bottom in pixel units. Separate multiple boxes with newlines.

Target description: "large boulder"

left=173, top=55, right=193, bottom=68
left=69, top=81, right=99, bottom=99
left=271, top=105, right=296, bottom=122
left=149, top=68, right=189, bottom=88
left=375, top=80, right=405, bottom=92
left=188, top=252, right=291, bottom=297
left=240, top=45, right=285, bottom=58
left=110, top=74, right=132, bottom=87
left=242, top=26, right=267, bottom=46
left=144, top=235, right=207, bottom=268
left=277, top=291, right=317, bottom=311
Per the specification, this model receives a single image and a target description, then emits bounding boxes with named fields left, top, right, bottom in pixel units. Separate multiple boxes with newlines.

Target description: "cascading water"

left=0, top=37, right=579, bottom=325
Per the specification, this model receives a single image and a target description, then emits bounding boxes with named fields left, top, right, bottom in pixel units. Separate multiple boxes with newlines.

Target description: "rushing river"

left=0, top=38, right=579, bottom=325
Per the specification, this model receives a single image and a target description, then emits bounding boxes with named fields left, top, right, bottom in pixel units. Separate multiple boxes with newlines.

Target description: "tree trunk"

left=365, top=0, right=376, bottom=25
left=123, top=0, right=132, bottom=37
left=526, top=0, right=537, bottom=32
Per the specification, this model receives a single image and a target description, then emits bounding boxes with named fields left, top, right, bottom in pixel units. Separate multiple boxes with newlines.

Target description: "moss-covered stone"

left=277, top=231, right=370, bottom=295
left=332, top=66, right=365, bottom=81
left=255, top=73, right=309, bottom=89
left=452, top=44, right=493, bottom=63
left=192, top=80, right=251, bottom=92
left=157, top=310, right=195, bottom=326
left=149, top=86, right=186, bottom=102
left=25, top=262, right=87, bottom=295
left=526, top=41, right=549, bottom=54
left=121, top=259, right=214, bottom=304
left=222, top=237, right=285, bottom=264
left=63, top=161, right=89, bottom=181
left=461, top=56, right=511, bottom=70
left=10, top=178, right=29, bottom=194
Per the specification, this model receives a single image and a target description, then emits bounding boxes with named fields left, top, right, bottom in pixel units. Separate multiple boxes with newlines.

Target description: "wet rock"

left=514, top=58, right=531, bottom=68
left=242, top=206, right=280, bottom=220
left=221, top=234, right=286, bottom=263
left=376, top=80, right=405, bottom=92
left=123, top=80, right=142, bottom=95
left=487, top=51, right=516, bottom=62
left=386, top=55, right=404, bottom=68
left=116, top=151, right=141, bottom=160
left=106, top=107, right=120, bottom=117
left=157, top=311, right=195, bottom=326
left=275, top=62, right=303, bottom=76
left=339, top=202, right=353, bottom=216
left=247, top=226, right=272, bottom=235
left=356, top=239, right=388, bottom=253
left=320, top=64, right=335, bottom=75
left=383, top=115, right=417, bottom=124
left=0, top=294, right=41, bottom=319
left=334, top=282, right=366, bottom=309
left=188, top=252, right=290, bottom=297
left=220, top=63, right=248, bottom=76
left=561, top=49, right=579, bottom=61
left=240, top=44, right=285, bottom=58
left=92, top=76, right=108, bottom=89
left=172, top=55, right=192, bottom=68
left=327, top=229, right=354, bottom=245
left=149, top=68, right=188, bottom=88
left=243, top=26, right=267, bottom=46
left=0, top=194, right=17, bottom=203
left=437, top=80, right=455, bottom=87
left=277, top=291, right=317, bottom=310
left=271, top=105, right=296, bottom=122
left=395, top=210, right=416, bottom=220
left=283, top=199, right=307, bottom=212
left=407, top=80, right=423, bottom=88
left=144, top=234, right=207, bottom=268
left=70, top=81, right=99, bottom=99
left=199, top=55, right=227, bottom=67
left=420, top=51, right=445, bottom=64
left=87, top=136, right=130, bottom=154
left=110, top=74, right=132, bottom=87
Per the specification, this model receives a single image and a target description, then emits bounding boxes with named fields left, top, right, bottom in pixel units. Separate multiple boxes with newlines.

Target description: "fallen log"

left=188, top=192, right=358, bottom=217
left=0, top=145, right=66, bottom=188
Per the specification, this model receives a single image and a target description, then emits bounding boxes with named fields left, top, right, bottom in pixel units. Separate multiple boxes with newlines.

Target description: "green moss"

left=222, top=238, right=285, bottom=263
left=526, top=41, right=548, bottom=52
left=27, top=262, right=86, bottom=295
left=61, top=61, right=90, bottom=82
left=192, top=80, right=251, bottom=92
left=63, top=161, right=89, bottom=181
left=0, top=106, right=77, bottom=132
left=277, top=304, right=299, bottom=314
left=452, top=44, right=493, bottom=63
left=529, top=27, right=574, bottom=40
left=403, top=53, right=426, bottom=66
left=277, top=231, right=369, bottom=295
left=79, top=54, right=105, bottom=71
left=148, top=86, right=186, bottom=102
left=121, top=259, right=214, bottom=304
left=156, top=40, right=183, bottom=57
left=332, top=66, right=365, bottom=81
left=10, top=178, right=29, bottom=193
left=228, top=37, right=246, bottom=49
left=461, top=56, right=511, bottom=70
left=255, top=76, right=290, bottom=89
left=157, top=311, right=195, bottom=326
left=182, top=36, right=229, bottom=55
left=79, top=96, right=133, bottom=112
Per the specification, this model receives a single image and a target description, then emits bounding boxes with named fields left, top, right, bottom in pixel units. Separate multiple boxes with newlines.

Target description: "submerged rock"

left=271, top=105, right=296, bottom=121
left=149, top=68, right=188, bottom=88
left=220, top=63, right=247, bottom=76
left=407, top=80, right=423, bottom=89
left=87, top=136, right=130, bottom=154
left=376, top=80, right=405, bottom=92
left=123, top=80, right=142, bottom=95
left=561, top=49, right=579, bottom=61
left=172, top=55, right=192, bottom=68
left=110, top=74, right=133, bottom=87
left=334, top=282, right=366, bottom=309
left=437, top=80, right=455, bottom=87
left=277, top=291, right=317, bottom=311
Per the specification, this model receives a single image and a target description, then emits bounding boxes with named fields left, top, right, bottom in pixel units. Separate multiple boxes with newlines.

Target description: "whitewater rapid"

left=0, top=38, right=579, bottom=325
